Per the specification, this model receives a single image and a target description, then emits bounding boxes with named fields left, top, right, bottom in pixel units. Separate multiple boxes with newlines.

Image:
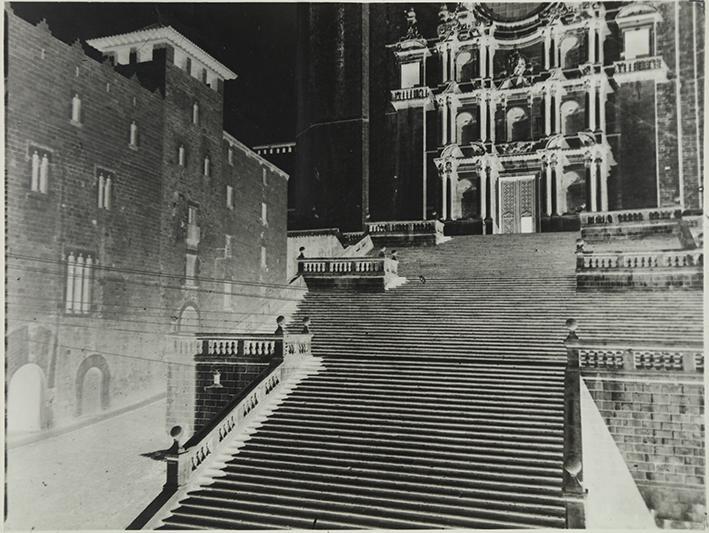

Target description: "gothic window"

left=71, top=93, right=82, bottom=124
left=29, top=147, right=50, bottom=193
left=65, top=252, right=94, bottom=314
left=401, top=62, right=420, bottom=89
left=226, top=185, right=234, bottom=210
left=129, top=121, right=139, bottom=147
left=506, top=106, right=530, bottom=142
left=97, top=171, right=112, bottom=210
left=178, top=144, right=186, bottom=166
left=192, top=102, right=199, bottom=125
left=561, top=99, right=582, bottom=136
left=261, top=202, right=268, bottom=225
left=623, top=27, right=651, bottom=59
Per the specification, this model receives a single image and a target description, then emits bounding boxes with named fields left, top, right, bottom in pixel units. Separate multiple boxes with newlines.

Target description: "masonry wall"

left=6, top=10, right=291, bottom=434
left=584, top=373, right=705, bottom=528
left=6, top=12, right=167, bottom=429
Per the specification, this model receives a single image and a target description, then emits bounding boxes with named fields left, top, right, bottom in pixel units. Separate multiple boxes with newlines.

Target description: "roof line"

left=223, top=131, right=289, bottom=181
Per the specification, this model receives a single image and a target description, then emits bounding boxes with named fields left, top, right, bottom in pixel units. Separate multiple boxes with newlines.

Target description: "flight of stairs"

left=156, top=233, right=702, bottom=529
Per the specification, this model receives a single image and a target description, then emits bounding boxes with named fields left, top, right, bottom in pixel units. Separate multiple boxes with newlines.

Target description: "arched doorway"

left=178, top=304, right=200, bottom=333
left=75, top=354, right=111, bottom=417
left=7, top=364, right=45, bottom=433
left=81, top=367, right=103, bottom=416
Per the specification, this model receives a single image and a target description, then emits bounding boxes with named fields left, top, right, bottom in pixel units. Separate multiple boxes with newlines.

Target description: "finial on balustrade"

left=564, top=455, right=584, bottom=491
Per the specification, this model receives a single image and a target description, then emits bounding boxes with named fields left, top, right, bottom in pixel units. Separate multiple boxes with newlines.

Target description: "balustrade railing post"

left=682, top=352, right=697, bottom=373
left=563, top=318, right=586, bottom=528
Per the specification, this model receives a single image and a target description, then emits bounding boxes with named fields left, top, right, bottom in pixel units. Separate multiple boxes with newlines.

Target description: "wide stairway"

left=157, top=233, right=702, bottom=529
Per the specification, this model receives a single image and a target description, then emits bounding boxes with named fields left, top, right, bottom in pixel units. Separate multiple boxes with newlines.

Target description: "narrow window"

left=65, top=252, right=75, bottom=312
left=188, top=205, right=197, bottom=225
left=192, top=102, right=199, bottom=125
left=203, top=156, right=210, bottom=177
left=71, top=93, right=82, bottom=123
left=39, top=154, right=49, bottom=193
left=224, top=235, right=233, bottom=258
left=97, top=171, right=113, bottom=210
left=223, top=278, right=232, bottom=310
left=226, top=185, right=234, bottom=210
left=261, top=202, right=268, bottom=225
left=178, top=144, right=186, bottom=166
left=129, top=121, right=138, bottom=147
left=262, top=167, right=267, bottom=186
left=227, top=146, right=234, bottom=166
left=30, top=150, right=40, bottom=192
left=260, top=246, right=267, bottom=270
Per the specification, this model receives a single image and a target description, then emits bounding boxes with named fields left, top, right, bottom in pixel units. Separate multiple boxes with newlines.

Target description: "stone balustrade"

left=366, top=219, right=446, bottom=246
left=390, top=86, right=432, bottom=102
left=580, top=207, right=682, bottom=227
left=168, top=333, right=313, bottom=359
left=613, top=56, right=669, bottom=83
left=165, top=360, right=285, bottom=489
left=577, top=341, right=703, bottom=373
left=578, top=250, right=703, bottom=271
left=299, top=257, right=398, bottom=276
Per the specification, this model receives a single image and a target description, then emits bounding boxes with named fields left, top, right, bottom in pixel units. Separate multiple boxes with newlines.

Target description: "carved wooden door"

left=499, top=176, right=536, bottom=234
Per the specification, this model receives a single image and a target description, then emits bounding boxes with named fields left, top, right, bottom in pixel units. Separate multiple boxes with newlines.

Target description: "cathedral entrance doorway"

left=498, top=175, right=536, bottom=234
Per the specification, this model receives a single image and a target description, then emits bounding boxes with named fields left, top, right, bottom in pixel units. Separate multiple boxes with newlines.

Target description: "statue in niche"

left=500, top=50, right=531, bottom=88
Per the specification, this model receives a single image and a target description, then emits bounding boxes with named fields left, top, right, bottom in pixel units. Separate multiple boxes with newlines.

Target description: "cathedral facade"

left=293, top=2, right=704, bottom=233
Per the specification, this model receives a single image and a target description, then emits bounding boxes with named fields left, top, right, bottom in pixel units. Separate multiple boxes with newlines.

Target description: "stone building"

left=5, top=9, right=290, bottom=436
left=293, top=2, right=703, bottom=232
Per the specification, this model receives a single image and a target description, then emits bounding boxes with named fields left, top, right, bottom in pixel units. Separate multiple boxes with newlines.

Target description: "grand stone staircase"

left=155, top=233, right=702, bottom=529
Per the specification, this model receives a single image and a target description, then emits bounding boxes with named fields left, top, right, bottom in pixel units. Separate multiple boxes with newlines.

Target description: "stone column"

left=588, top=156, right=598, bottom=212
left=450, top=169, right=461, bottom=220
left=480, top=167, right=488, bottom=221
left=544, top=30, right=551, bottom=70
left=554, top=88, right=562, bottom=135
left=480, top=96, right=488, bottom=142
left=545, top=87, right=552, bottom=136
left=588, top=23, right=597, bottom=64
left=441, top=100, right=448, bottom=145
left=450, top=100, right=459, bottom=143
left=555, top=157, right=566, bottom=215
left=488, top=43, right=495, bottom=80
left=598, top=82, right=606, bottom=132
left=441, top=167, right=449, bottom=220
left=545, top=160, right=553, bottom=216
left=489, top=168, right=498, bottom=233
left=442, top=46, right=449, bottom=81
left=587, top=79, right=597, bottom=131
left=489, top=98, right=497, bottom=143
left=599, top=157, right=608, bottom=211
left=479, top=41, right=487, bottom=79
left=449, top=46, right=455, bottom=82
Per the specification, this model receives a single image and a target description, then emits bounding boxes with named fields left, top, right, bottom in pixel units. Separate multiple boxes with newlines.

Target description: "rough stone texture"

left=6, top=11, right=289, bottom=434
left=584, top=375, right=705, bottom=527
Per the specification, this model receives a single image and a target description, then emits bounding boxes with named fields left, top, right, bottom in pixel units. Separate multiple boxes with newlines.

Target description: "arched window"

left=192, top=102, right=199, bottom=125
left=561, top=99, right=582, bottom=135
left=456, top=112, right=474, bottom=145
left=506, top=107, right=529, bottom=142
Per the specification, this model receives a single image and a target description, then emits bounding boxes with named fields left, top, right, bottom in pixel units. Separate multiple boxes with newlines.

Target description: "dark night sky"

left=10, top=2, right=298, bottom=146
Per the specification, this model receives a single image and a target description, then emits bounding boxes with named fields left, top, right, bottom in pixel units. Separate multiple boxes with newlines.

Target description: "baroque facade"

left=5, top=9, right=289, bottom=435
left=293, top=2, right=704, bottom=232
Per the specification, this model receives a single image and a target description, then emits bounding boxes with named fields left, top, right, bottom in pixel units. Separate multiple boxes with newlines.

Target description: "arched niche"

left=456, top=112, right=476, bottom=145
left=506, top=106, right=530, bottom=142
left=561, top=99, right=584, bottom=136
left=455, top=49, right=476, bottom=82
left=560, top=34, right=581, bottom=69
left=564, top=170, right=587, bottom=214
left=457, top=178, right=477, bottom=219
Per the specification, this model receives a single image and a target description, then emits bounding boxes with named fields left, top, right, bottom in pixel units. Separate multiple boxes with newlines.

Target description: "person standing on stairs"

left=297, top=247, right=306, bottom=274
left=378, top=247, right=387, bottom=258
left=274, top=315, right=285, bottom=357
left=302, top=316, right=311, bottom=334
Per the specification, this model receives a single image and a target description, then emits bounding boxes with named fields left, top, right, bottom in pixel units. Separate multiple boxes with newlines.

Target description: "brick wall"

left=6, top=10, right=291, bottom=434
left=584, top=374, right=705, bottom=527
